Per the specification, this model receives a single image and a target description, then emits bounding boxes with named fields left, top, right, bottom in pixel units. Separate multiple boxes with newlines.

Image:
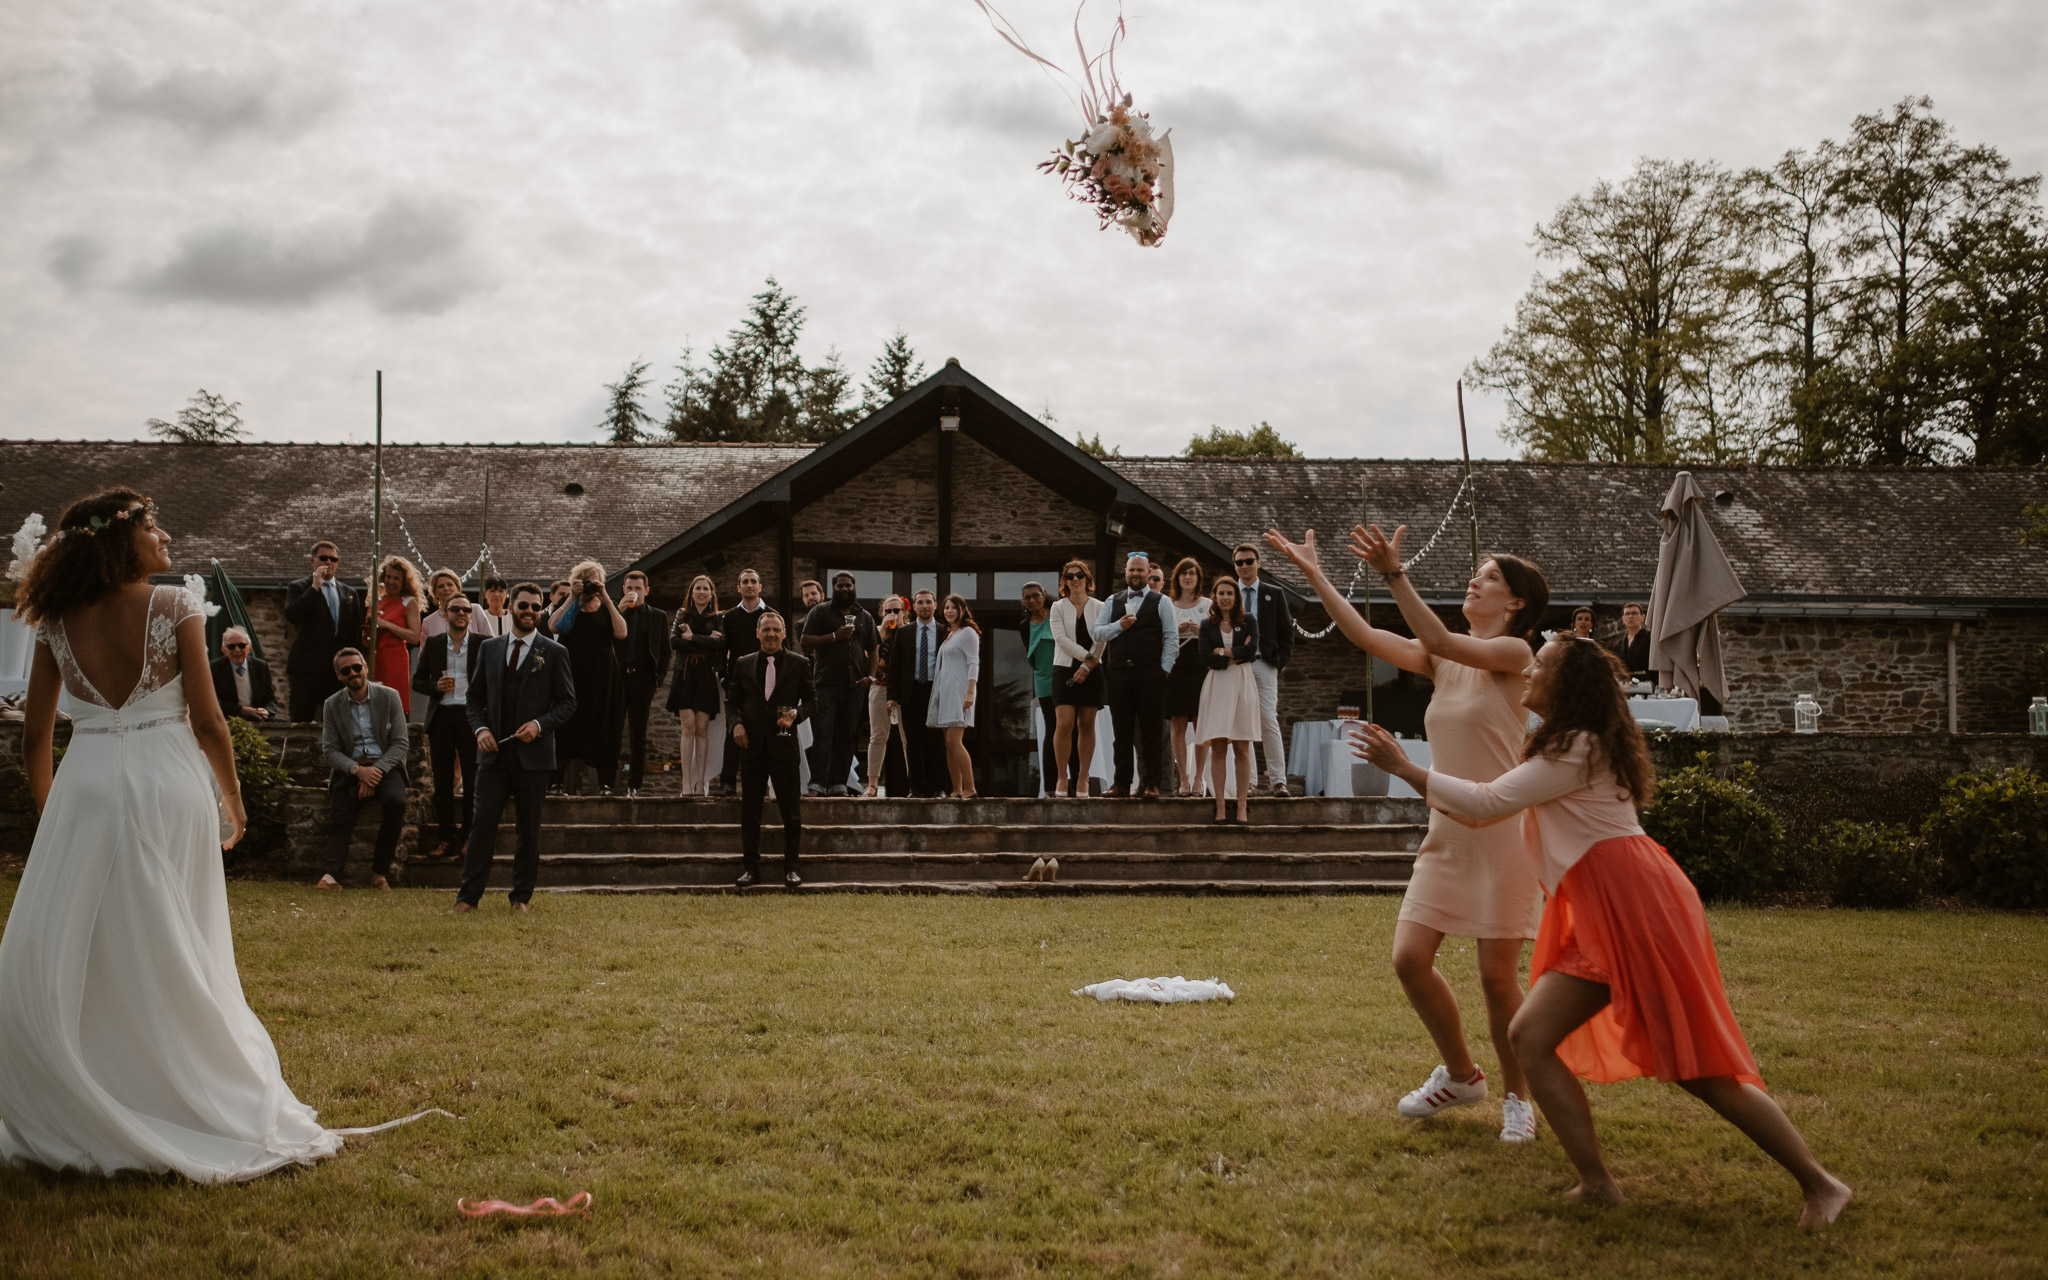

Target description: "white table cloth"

left=1627, top=696, right=1700, bottom=732
left=1289, top=719, right=1355, bottom=795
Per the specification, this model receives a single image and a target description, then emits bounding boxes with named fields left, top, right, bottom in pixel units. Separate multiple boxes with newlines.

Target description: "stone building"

left=6, top=360, right=2045, bottom=792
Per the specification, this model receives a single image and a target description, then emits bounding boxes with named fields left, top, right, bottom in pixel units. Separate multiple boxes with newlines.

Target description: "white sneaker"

left=1397, top=1064, right=1488, bottom=1118
left=1499, top=1093, right=1537, bottom=1143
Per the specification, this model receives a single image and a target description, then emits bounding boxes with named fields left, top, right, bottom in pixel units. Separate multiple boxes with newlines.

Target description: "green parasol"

left=205, top=559, right=263, bottom=663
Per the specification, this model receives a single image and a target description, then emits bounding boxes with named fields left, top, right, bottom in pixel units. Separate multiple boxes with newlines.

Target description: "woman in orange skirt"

left=1359, top=638, right=1852, bottom=1228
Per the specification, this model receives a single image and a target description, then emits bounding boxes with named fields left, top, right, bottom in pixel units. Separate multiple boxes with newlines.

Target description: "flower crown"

left=61, top=498, right=156, bottom=540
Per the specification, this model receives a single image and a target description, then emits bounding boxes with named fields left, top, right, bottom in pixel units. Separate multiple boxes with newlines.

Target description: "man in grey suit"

left=455, top=582, right=577, bottom=913
left=316, top=646, right=410, bottom=891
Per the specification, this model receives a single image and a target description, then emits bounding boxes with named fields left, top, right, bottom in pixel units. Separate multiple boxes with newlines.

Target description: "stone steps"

left=535, top=795, right=1423, bottom=826
left=405, top=848, right=1418, bottom=890
left=529, top=878, right=1414, bottom=897
left=475, top=821, right=1423, bottom=856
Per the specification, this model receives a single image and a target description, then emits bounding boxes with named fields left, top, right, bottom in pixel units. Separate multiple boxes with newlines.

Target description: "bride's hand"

left=1262, top=528, right=1317, bottom=573
left=1349, top=523, right=1406, bottom=575
left=220, top=793, right=248, bottom=851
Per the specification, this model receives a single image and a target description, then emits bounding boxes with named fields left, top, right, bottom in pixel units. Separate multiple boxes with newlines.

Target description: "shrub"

left=1821, top=821, right=1934, bottom=909
left=226, top=716, right=290, bottom=861
left=1922, top=766, right=2048, bottom=908
left=1642, top=753, right=1785, bottom=903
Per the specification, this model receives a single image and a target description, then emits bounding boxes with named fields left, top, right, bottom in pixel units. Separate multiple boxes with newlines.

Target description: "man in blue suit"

left=455, top=582, right=577, bottom=913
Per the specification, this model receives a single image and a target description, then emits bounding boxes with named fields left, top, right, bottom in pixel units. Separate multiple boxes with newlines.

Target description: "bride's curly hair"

left=12, top=488, right=155, bottom=626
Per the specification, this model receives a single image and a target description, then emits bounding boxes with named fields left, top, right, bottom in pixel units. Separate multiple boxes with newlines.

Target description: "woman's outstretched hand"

left=1350, top=524, right=1407, bottom=576
left=1351, top=722, right=1411, bottom=773
left=1262, top=528, right=1318, bottom=575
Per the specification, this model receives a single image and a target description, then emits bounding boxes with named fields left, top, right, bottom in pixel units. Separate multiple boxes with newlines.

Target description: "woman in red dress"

left=369, top=556, right=423, bottom=714
left=1359, top=638, right=1851, bottom=1228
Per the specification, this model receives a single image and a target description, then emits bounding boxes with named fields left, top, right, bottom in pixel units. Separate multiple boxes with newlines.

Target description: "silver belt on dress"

left=72, top=711, right=188, bottom=736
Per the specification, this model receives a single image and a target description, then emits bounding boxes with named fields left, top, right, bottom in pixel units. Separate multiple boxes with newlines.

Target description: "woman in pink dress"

left=1359, top=639, right=1852, bottom=1227
left=369, top=556, right=423, bottom=714
left=1266, top=524, right=1549, bottom=1143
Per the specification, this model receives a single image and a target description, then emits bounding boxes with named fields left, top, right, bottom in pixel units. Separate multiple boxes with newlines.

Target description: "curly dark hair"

left=1524, top=637, right=1655, bottom=805
left=12, top=488, right=155, bottom=626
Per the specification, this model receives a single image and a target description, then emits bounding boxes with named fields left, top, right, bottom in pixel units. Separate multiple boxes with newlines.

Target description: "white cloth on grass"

left=1073, top=976, right=1236, bottom=1003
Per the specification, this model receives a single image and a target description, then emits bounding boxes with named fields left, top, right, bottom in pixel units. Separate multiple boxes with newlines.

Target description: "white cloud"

left=89, top=61, right=337, bottom=143
left=696, top=2, right=872, bottom=70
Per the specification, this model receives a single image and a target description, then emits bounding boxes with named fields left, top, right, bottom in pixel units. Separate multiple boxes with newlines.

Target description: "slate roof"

left=4, top=441, right=2041, bottom=605
left=1105, top=458, right=2048, bottom=606
left=0, top=442, right=809, bottom=586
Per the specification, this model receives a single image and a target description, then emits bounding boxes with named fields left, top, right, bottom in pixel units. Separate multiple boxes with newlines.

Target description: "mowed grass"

left=0, top=878, right=2044, bottom=1278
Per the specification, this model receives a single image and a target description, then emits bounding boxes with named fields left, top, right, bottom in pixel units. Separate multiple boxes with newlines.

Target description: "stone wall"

left=795, top=435, right=939, bottom=545
left=951, top=435, right=1098, bottom=546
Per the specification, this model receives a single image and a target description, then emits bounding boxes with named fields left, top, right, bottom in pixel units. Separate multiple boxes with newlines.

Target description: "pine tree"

left=861, top=329, right=926, bottom=412
left=598, top=360, right=656, bottom=443
left=664, top=279, right=862, bottom=443
left=146, top=389, right=245, bottom=443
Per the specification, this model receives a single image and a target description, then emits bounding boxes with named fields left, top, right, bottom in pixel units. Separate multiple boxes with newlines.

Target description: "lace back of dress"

left=38, top=585, right=201, bottom=710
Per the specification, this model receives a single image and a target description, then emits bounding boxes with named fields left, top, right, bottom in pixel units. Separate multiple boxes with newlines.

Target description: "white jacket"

left=1048, top=595, right=1107, bottom=668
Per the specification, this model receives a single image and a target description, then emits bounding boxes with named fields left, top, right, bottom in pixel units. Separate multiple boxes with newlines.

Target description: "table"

left=1289, top=719, right=1353, bottom=796
left=1627, top=696, right=1700, bottom=733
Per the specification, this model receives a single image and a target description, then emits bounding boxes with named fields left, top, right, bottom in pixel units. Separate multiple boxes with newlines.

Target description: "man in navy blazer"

left=455, top=582, right=577, bottom=912
left=1231, top=542, right=1296, bottom=796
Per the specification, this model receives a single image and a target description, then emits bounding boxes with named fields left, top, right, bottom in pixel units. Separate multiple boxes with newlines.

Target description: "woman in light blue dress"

left=926, top=593, right=981, bottom=798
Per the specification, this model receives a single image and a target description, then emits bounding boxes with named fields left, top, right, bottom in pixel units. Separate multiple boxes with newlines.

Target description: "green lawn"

left=0, top=877, right=2043, bottom=1278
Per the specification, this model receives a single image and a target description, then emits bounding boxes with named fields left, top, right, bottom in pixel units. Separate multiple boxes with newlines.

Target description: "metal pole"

left=373, top=371, right=383, bottom=587
left=1456, top=379, right=1479, bottom=573
left=481, top=465, right=491, bottom=581
left=1360, top=474, right=1374, bottom=725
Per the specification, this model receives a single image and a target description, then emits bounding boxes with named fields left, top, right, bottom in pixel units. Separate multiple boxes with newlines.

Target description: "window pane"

left=826, top=569, right=896, bottom=604
left=910, top=572, right=938, bottom=600
left=990, top=571, right=1061, bottom=601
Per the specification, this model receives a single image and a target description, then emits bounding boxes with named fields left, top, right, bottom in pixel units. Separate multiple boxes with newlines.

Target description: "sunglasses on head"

left=338, top=663, right=364, bottom=676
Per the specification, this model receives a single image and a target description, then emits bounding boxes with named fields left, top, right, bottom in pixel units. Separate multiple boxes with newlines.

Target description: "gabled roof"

left=0, top=441, right=808, bottom=585
left=1106, top=457, right=2048, bottom=605
left=624, top=360, right=1236, bottom=580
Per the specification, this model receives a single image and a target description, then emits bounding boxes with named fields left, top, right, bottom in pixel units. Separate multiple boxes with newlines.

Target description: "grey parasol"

left=1648, top=472, right=1745, bottom=699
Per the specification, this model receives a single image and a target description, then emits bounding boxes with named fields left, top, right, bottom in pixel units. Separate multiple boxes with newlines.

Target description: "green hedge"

left=227, top=716, right=291, bottom=861
left=1922, top=767, right=2048, bottom=909
left=1820, top=821, right=1934, bottom=909
left=1642, top=754, right=1785, bottom=904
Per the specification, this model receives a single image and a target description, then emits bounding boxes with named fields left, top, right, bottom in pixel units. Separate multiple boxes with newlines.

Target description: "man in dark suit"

left=1232, top=542, right=1296, bottom=796
left=616, top=569, right=671, bottom=797
left=711, top=568, right=768, bottom=797
left=726, top=610, right=815, bottom=889
left=884, top=588, right=945, bottom=797
left=283, top=540, right=367, bottom=721
left=1608, top=601, right=1652, bottom=680
left=1099, top=553, right=1171, bottom=798
left=455, top=582, right=577, bottom=913
left=411, top=594, right=485, bottom=862
left=211, top=627, right=278, bottom=722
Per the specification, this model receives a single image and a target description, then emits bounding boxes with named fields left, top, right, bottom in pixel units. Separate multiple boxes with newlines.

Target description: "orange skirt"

left=1532, top=835, right=1764, bottom=1089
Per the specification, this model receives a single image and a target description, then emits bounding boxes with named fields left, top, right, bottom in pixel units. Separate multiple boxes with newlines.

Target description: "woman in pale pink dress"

left=1266, top=524, right=1550, bottom=1143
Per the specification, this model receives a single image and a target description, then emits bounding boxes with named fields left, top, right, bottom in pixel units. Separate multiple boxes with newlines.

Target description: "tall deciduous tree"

left=664, top=278, right=859, bottom=443
left=146, top=389, right=245, bottom=443
left=862, top=329, right=926, bottom=413
left=598, top=360, right=656, bottom=443
left=1739, top=146, right=1857, bottom=461
left=1468, top=159, right=1754, bottom=462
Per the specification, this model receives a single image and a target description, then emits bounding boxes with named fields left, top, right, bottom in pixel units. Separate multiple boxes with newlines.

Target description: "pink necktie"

left=763, top=654, right=777, bottom=698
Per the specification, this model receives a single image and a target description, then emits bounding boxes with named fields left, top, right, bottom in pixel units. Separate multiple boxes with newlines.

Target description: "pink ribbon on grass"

left=457, top=1191, right=593, bottom=1219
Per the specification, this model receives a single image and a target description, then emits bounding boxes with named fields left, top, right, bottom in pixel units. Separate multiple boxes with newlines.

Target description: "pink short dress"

left=1396, top=656, right=1544, bottom=940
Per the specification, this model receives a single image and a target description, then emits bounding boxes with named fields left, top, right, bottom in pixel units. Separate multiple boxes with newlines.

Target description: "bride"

left=0, top=489, right=428, bottom=1181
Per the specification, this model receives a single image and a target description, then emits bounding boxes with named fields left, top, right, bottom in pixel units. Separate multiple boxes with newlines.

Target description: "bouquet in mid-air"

left=970, top=0, right=1175, bottom=247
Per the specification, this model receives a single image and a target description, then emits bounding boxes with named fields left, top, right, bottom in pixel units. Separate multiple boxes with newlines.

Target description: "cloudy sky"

left=3, top=0, right=2043, bottom=458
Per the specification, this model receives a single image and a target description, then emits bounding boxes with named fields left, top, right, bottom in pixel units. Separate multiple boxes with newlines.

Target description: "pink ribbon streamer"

left=457, top=1191, right=594, bottom=1219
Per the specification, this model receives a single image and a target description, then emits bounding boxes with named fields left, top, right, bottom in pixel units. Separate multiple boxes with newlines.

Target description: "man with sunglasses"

left=412, top=594, right=484, bottom=862
left=455, top=583, right=578, bottom=913
left=1232, top=543, right=1295, bottom=797
left=283, top=539, right=367, bottom=721
left=316, top=646, right=410, bottom=891
left=210, top=626, right=277, bottom=723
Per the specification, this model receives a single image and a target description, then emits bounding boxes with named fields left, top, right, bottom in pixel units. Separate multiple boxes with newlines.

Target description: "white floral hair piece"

left=7, top=513, right=46, bottom=582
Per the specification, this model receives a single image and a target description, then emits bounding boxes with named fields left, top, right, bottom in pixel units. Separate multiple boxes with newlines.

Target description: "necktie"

left=508, top=638, right=525, bottom=671
left=323, top=578, right=339, bottom=627
left=763, top=654, right=777, bottom=699
left=234, top=664, right=246, bottom=677
left=918, top=624, right=932, bottom=682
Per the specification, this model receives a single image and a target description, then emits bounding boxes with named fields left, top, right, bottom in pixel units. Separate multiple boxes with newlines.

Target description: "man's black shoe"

left=784, top=870, right=803, bottom=890
left=735, top=870, right=758, bottom=888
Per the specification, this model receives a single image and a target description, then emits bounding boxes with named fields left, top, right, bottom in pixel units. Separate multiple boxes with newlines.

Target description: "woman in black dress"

left=1163, top=556, right=1212, bottom=796
left=549, top=560, right=628, bottom=795
left=666, top=574, right=724, bottom=796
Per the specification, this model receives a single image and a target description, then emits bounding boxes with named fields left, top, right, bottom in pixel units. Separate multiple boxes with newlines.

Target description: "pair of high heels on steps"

left=1023, top=857, right=1060, bottom=882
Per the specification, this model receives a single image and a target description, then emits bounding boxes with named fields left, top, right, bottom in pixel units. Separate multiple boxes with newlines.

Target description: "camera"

left=581, top=579, right=602, bottom=598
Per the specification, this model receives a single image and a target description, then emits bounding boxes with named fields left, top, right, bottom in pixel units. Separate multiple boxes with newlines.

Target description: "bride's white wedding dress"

left=0, top=586, right=373, bottom=1181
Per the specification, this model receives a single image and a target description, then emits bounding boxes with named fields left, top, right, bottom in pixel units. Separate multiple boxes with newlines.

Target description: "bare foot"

left=450, top=901, right=476, bottom=914
left=1563, top=1180, right=1624, bottom=1206
left=511, top=901, right=530, bottom=913
left=1798, top=1174, right=1853, bottom=1229
left=313, top=875, right=341, bottom=891
left=370, top=875, right=392, bottom=892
